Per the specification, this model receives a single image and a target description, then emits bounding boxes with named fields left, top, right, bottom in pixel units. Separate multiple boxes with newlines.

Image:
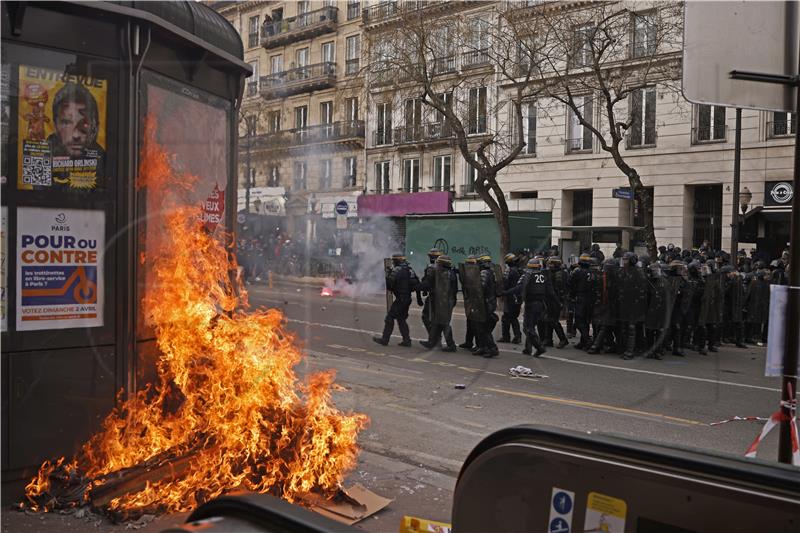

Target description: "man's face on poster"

left=55, top=101, right=90, bottom=156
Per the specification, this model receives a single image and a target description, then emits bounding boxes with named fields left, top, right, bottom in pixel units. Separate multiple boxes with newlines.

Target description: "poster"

left=16, top=207, right=104, bottom=331
left=583, top=492, right=626, bottom=533
left=17, top=65, right=107, bottom=190
left=1, top=206, right=7, bottom=332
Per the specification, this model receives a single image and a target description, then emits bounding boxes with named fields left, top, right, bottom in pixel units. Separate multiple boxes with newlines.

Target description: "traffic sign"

left=612, top=187, right=633, bottom=200
left=549, top=517, right=570, bottom=533
left=335, top=200, right=349, bottom=216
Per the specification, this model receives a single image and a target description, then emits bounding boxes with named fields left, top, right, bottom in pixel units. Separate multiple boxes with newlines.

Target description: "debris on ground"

left=508, top=365, right=548, bottom=379
left=454, top=384, right=466, bottom=389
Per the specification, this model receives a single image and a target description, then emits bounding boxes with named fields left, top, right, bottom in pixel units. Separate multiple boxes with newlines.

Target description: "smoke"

left=323, top=216, right=398, bottom=299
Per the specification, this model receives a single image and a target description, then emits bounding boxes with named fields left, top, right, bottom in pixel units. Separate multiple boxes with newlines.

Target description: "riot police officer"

left=373, top=253, right=420, bottom=347
left=475, top=254, right=499, bottom=357
left=617, top=252, right=647, bottom=360
left=569, top=254, right=596, bottom=350
left=696, top=260, right=722, bottom=354
left=744, top=265, right=770, bottom=345
left=722, top=265, right=746, bottom=348
left=499, top=253, right=523, bottom=344
left=664, top=260, right=690, bottom=356
left=420, top=255, right=459, bottom=352
left=507, top=258, right=552, bottom=356
left=420, top=248, right=443, bottom=335
left=544, top=257, right=569, bottom=349
left=459, top=255, right=479, bottom=351
left=588, top=258, right=619, bottom=354
left=645, top=262, right=669, bottom=359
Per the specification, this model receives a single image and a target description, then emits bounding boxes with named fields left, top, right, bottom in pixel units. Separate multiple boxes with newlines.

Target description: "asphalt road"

left=3, top=278, right=785, bottom=533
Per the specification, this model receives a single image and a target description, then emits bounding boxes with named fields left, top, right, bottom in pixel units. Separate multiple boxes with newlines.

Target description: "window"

left=248, top=15, right=260, bottom=48
left=322, top=42, right=335, bottom=64
left=268, top=110, right=281, bottom=133
left=347, top=0, right=361, bottom=20
left=520, top=101, right=537, bottom=155
left=629, top=87, right=656, bottom=147
left=771, top=112, right=796, bottom=137
left=433, top=155, right=451, bottom=191
left=293, top=161, right=307, bottom=190
left=375, top=160, right=391, bottom=193
left=270, top=54, right=283, bottom=74
left=432, top=26, right=455, bottom=73
left=267, top=165, right=280, bottom=187
left=632, top=12, right=656, bottom=58
left=320, top=159, right=332, bottom=190
left=296, top=48, right=310, bottom=80
left=244, top=115, right=257, bottom=136
left=464, top=153, right=479, bottom=194
left=294, top=106, right=308, bottom=129
left=346, top=35, right=361, bottom=75
left=695, top=104, right=726, bottom=142
left=344, top=156, right=357, bottom=187
left=344, top=97, right=359, bottom=123
left=298, top=1, right=310, bottom=15
left=248, top=167, right=257, bottom=188
left=404, top=98, right=422, bottom=141
left=468, top=87, right=487, bottom=134
left=375, top=102, right=392, bottom=145
left=403, top=158, right=420, bottom=192
left=430, top=92, right=453, bottom=138
left=247, top=61, right=259, bottom=96
left=463, top=19, right=490, bottom=66
left=567, top=96, right=593, bottom=152
left=320, top=101, right=333, bottom=137
left=572, top=24, right=594, bottom=68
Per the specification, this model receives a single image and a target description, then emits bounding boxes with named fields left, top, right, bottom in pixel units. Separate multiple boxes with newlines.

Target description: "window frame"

left=432, top=155, right=452, bottom=191
left=319, top=159, right=332, bottom=190
left=293, top=160, right=307, bottom=191
left=468, top=87, right=487, bottom=135
left=402, top=158, right=420, bottom=193
left=769, top=111, right=796, bottom=138
left=344, top=156, right=357, bottom=188
left=520, top=100, right=537, bottom=155
left=631, top=11, right=656, bottom=59
left=627, top=86, right=657, bottom=149
left=345, top=35, right=361, bottom=75
left=567, top=96, right=594, bottom=153
left=247, top=15, right=260, bottom=49
left=693, top=104, right=726, bottom=144
left=375, top=101, right=392, bottom=146
left=375, top=160, right=391, bottom=193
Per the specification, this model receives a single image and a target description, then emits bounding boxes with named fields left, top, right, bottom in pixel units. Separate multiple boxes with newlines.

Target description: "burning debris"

left=21, top=118, right=368, bottom=522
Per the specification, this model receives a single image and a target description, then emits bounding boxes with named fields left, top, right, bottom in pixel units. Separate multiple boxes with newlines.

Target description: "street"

left=2, top=278, right=783, bottom=533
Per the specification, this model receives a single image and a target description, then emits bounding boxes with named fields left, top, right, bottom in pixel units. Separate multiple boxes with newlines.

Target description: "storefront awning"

left=358, top=191, right=452, bottom=217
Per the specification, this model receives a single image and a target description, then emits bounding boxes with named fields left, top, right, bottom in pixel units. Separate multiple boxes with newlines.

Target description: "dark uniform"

left=420, top=248, right=443, bottom=335
left=543, top=257, right=569, bottom=348
left=569, top=254, right=595, bottom=349
left=588, top=259, right=618, bottom=354
left=744, top=267, right=770, bottom=344
left=373, top=254, right=421, bottom=347
left=506, top=258, right=552, bottom=356
left=722, top=266, right=747, bottom=347
left=499, top=253, right=523, bottom=344
left=475, top=255, right=499, bottom=357
left=458, top=255, right=479, bottom=350
left=645, top=263, right=670, bottom=359
left=419, top=255, right=458, bottom=352
left=617, top=252, right=647, bottom=360
left=664, top=261, right=691, bottom=356
left=696, top=261, right=722, bottom=354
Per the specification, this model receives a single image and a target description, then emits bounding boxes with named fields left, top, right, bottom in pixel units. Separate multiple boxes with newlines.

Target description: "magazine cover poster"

left=17, top=65, right=107, bottom=190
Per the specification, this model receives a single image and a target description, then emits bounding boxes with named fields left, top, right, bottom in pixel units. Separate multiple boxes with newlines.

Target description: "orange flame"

left=25, top=117, right=367, bottom=517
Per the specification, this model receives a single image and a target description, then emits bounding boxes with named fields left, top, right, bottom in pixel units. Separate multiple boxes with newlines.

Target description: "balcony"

left=394, top=125, right=423, bottom=144
left=249, top=120, right=365, bottom=151
left=246, top=82, right=258, bottom=98
left=372, top=129, right=393, bottom=147
left=370, top=68, right=394, bottom=87
left=261, top=6, right=338, bottom=49
left=345, top=58, right=360, bottom=76
left=392, top=123, right=454, bottom=147
left=768, top=120, right=796, bottom=138
left=362, top=1, right=469, bottom=29
left=433, top=55, right=457, bottom=75
left=691, top=125, right=727, bottom=145
left=259, top=62, right=336, bottom=98
left=461, top=48, right=490, bottom=69
left=428, top=184, right=454, bottom=192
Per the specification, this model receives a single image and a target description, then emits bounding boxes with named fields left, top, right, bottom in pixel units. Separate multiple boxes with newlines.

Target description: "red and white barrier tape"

left=744, top=381, right=799, bottom=465
left=708, top=415, right=768, bottom=426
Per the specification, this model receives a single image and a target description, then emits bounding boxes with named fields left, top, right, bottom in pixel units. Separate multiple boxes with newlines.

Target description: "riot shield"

left=459, top=263, right=486, bottom=322
left=383, top=258, right=394, bottom=312
left=432, top=267, right=454, bottom=326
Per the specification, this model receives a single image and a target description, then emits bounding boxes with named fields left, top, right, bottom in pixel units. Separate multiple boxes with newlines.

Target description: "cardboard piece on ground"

left=399, top=515, right=452, bottom=533
left=305, top=484, right=392, bottom=525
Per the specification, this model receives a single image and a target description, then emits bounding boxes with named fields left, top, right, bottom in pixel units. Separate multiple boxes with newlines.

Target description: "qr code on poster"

left=22, top=155, right=52, bottom=186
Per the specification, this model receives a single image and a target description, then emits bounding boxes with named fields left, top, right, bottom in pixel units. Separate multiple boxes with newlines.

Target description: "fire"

left=24, top=117, right=367, bottom=518
left=320, top=287, right=336, bottom=297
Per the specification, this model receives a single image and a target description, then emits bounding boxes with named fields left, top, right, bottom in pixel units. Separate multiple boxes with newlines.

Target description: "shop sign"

left=16, top=207, right=104, bottom=331
left=17, top=65, right=108, bottom=191
left=765, top=180, right=793, bottom=207
left=200, top=184, right=224, bottom=232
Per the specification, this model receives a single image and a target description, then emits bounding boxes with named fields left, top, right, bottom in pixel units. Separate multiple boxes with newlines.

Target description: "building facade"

left=216, top=0, right=366, bottom=244
left=215, top=0, right=795, bottom=260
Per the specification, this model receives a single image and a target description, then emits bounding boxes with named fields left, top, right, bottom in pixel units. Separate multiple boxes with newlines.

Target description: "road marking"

left=370, top=403, right=485, bottom=438
left=305, top=353, right=422, bottom=381
left=287, top=319, right=778, bottom=393
left=481, top=387, right=705, bottom=426
left=386, top=402, right=419, bottom=413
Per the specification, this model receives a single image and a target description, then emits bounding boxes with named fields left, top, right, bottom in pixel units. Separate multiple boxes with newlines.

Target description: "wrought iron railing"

left=566, top=136, right=592, bottom=152
left=433, top=55, right=457, bottom=74
left=261, top=6, right=338, bottom=41
left=462, top=48, right=490, bottom=68
left=373, top=129, right=393, bottom=146
left=768, top=120, right=796, bottom=138
left=259, top=62, right=336, bottom=93
left=345, top=58, right=360, bottom=75
left=252, top=120, right=364, bottom=148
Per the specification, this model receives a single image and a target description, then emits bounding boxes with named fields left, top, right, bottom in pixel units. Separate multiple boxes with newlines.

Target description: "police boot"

left=373, top=318, right=393, bottom=345
left=532, top=334, right=547, bottom=357
left=707, top=325, right=719, bottom=352
left=397, top=319, right=412, bottom=347
left=672, top=326, right=685, bottom=356
left=587, top=327, right=606, bottom=354
left=622, top=324, right=637, bottom=360
left=522, top=335, right=533, bottom=355
left=696, top=327, right=708, bottom=355
left=511, top=319, right=522, bottom=345
left=498, top=315, right=511, bottom=343
left=735, top=325, right=747, bottom=348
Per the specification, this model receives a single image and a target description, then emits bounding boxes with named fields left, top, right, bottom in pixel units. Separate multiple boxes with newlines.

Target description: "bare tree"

left=362, top=1, right=553, bottom=254
left=513, top=1, right=683, bottom=257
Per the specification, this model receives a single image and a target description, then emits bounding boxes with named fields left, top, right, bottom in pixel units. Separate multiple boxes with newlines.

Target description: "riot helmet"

left=504, top=253, right=518, bottom=265
left=578, top=253, right=592, bottom=266
left=547, top=257, right=562, bottom=269
left=527, top=258, right=544, bottom=270
left=428, top=248, right=443, bottom=263
left=477, top=254, right=493, bottom=268
left=648, top=262, right=663, bottom=278
left=391, top=253, right=406, bottom=265
left=623, top=251, right=638, bottom=267
left=465, top=255, right=478, bottom=265
left=639, top=255, right=651, bottom=268
left=436, top=255, right=452, bottom=268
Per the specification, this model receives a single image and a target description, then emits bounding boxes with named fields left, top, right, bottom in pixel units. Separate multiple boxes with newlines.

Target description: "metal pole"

left=778, top=43, right=800, bottom=465
left=245, top=117, right=252, bottom=214
left=731, top=108, right=742, bottom=255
